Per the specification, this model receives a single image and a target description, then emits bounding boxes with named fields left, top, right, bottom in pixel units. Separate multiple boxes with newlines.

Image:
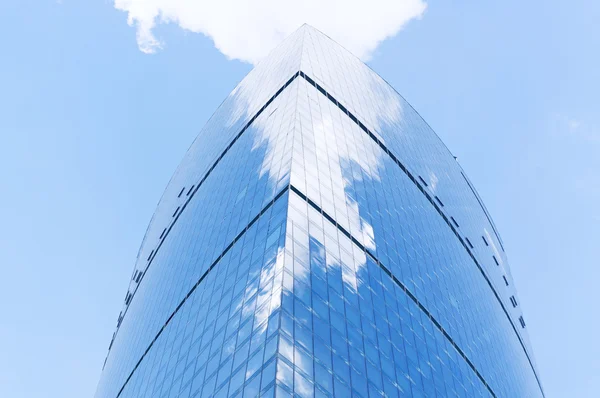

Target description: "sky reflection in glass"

left=95, top=25, right=543, bottom=398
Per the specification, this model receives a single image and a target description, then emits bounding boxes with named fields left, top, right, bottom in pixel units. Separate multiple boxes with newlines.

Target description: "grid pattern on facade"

left=95, top=25, right=543, bottom=398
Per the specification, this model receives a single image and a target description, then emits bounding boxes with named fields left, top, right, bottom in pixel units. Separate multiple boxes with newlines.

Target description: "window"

left=159, top=228, right=167, bottom=239
left=177, top=187, right=185, bottom=198
left=186, top=185, right=195, bottom=196
left=465, top=237, right=474, bottom=249
left=492, top=255, right=499, bottom=266
left=510, top=296, right=518, bottom=307
left=173, top=206, right=180, bottom=218
left=450, top=216, right=459, bottom=228
left=435, top=196, right=444, bottom=207
left=125, top=292, right=132, bottom=305
left=136, top=271, right=143, bottom=283
left=147, top=250, right=154, bottom=261
left=503, top=275, right=509, bottom=286
left=482, top=235, right=489, bottom=246
left=418, top=176, right=428, bottom=187
left=519, top=316, right=526, bottom=328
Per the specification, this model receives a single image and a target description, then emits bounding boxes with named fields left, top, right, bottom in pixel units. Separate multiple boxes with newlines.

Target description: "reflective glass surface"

left=96, top=25, right=543, bottom=398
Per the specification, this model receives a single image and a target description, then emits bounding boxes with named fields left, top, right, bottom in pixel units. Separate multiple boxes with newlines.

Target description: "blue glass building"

left=96, top=25, right=543, bottom=398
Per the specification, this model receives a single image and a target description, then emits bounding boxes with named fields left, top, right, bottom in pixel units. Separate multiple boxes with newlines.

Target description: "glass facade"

left=95, top=25, right=543, bottom=398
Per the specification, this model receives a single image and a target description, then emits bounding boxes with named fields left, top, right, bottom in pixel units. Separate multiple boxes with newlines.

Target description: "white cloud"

left=568, top=119, right=581, bottom=133
left=553, top=113, right=599, bottom=144
left=114, top=0, right=427, bottom=64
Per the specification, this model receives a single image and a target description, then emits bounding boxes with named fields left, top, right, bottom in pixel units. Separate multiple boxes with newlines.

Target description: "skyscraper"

left=96, top=25, right=543, bottom=398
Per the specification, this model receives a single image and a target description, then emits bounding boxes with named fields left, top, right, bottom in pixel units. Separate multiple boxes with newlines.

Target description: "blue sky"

left=0, top=1, right=598, bottom=397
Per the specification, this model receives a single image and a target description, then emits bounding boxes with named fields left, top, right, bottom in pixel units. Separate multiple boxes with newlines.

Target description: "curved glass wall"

left=95, top=25, right=543, bottom=398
